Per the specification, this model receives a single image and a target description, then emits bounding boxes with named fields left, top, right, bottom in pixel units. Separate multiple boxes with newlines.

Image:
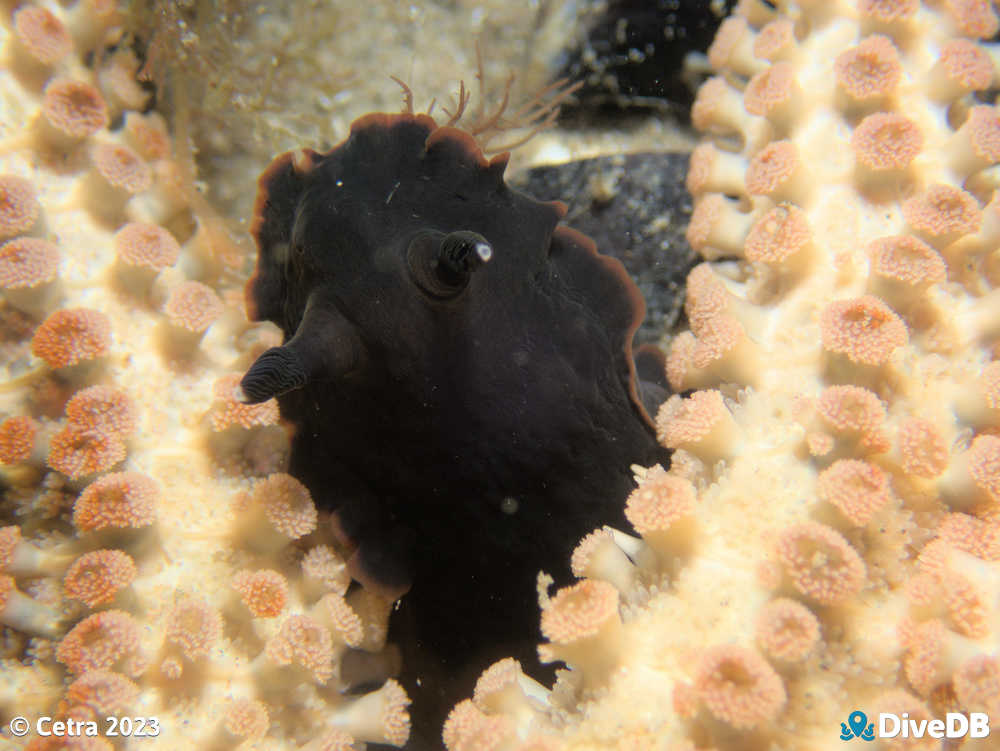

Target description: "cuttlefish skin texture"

left=244, top=112, right=669, bottom=737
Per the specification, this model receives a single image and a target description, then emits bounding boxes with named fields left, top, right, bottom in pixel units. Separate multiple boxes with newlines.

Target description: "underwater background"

left=2, top=1, right=1000, bottom=750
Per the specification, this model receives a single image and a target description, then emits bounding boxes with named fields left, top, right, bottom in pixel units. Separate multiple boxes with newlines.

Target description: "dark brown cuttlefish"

left=241, top=112, right=670, bottom=747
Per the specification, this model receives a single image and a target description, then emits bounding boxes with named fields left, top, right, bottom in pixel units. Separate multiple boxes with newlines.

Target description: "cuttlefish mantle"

left=242, top=111, right=670, bottom=744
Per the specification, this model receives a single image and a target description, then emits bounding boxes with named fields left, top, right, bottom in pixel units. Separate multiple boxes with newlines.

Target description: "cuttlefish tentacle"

left=238, top=297, right=366, bottom=403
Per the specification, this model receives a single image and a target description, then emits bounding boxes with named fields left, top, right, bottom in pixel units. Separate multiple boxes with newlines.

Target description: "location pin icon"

left=848, top=711, right=868, bottom=738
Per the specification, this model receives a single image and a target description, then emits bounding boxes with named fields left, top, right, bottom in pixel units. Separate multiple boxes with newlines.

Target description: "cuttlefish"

left=241, top=112, right=670, bottom=745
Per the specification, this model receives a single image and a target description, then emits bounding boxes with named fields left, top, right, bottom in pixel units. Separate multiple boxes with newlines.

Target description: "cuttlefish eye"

left=406, top=229, right=493, bottom=300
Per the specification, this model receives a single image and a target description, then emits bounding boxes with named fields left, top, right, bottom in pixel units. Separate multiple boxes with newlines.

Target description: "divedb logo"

left=841, top=711, right=875, bottom=741
left=840, top=710, right=991, bottom=741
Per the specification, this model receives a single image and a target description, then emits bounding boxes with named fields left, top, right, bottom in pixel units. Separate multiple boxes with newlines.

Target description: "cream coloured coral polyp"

left=852, top=113, right=924, bottom=198
left=624, top=465, right=698, bottom=569
left=0, top=237, right=62, bottom=317
left=903, top=618, right=983, bottom=696
left=744, top=62, right=802, bottom=134
left=774, top=522, right=866, bottom=605
left=570, top=528, right=638, bottom=593
left=31, top=307, right=111, bottom=370
left=744, top=202, right=815, bottom=278
left=232, top=568, right=288, bottom=618
left=939, top=434, right=1000, bottom=509
left=691, top=76, right=769, bottom=151
left=746, top=139, right=810, bottom=205
left=63, top=548, right=136, bottom=608
left=752, top=18, right=796, bottom=63
left=938, top=512, right=1000, bottom=560
left=686, top=143, right=748, bottom=199
left=96, top=49, right=150, bottom=120
left=324, top=678, right=411, bottom=746
left=300, top=544, right=351, bottom=601
left=943, top=0, right=999, bottom=39
left=47, top=423, right=126, bottom=480
left=834, top=35, right=902, bottom=110
left=0, top=417, right=40, bottom=467
left=952, top=362, right=1000, bottom=429
left=685, top=195, right=758, bottom=259
left=164, top=596, right=223, bottom=664
left=859, top=0, right=920, bottom=37
left=219, top=697, right=270, bottom=742
left=65, top=670, right=140, bottom=716
left=56, top=609, right=144, bottom=676
left=9, top=6, right=73, bottom=72
left=122, top=112, right=171, bottom=161
left=953, top=654, right=1000, bottom=714
left=755, top=598, right=821, bottom=662
left=0, top=575, right=62, bottom=638
left=684, top=263, right=767, bottom=339
left=36, top=78, right=109, bottom=150
left=896, top=417, right=950, bottom=478
left=655, top=390, right=742, bottom=465
left=709, top=16, right=767, bottom=78
left=816, top=459, right=892, bottom=526
left=693, top=315, right=761, bottom=385
left=80, top=142, right=153, bottom=224
left=693, top=645, right=786, bottom=729
left=473, top=657, right=551, bottom=727
left=157, top=279, right=225, bottom=359
left=231, top=472, right=317, bottom=554
left=538, top=579, right=624, bottom=692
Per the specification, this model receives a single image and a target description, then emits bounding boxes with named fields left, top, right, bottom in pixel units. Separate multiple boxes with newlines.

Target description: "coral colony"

left=1, top=2, right=412, bottom=748
left=439, top=0, right=1000, bottom=748
left=0, top=2, right=999, bottom=751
